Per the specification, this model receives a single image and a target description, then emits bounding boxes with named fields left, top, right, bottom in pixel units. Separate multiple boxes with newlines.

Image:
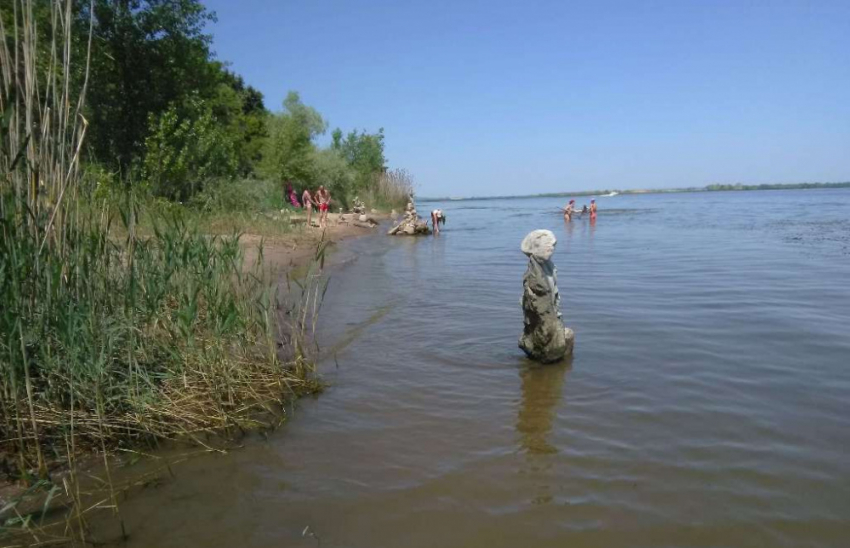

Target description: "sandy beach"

left=240, top=212, right=390, bottom=273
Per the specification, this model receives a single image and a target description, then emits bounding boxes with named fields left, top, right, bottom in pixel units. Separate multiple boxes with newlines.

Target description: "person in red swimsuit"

left=589, top=199, right=597, bottom=221
left=316, top=185, right=331, bottom=228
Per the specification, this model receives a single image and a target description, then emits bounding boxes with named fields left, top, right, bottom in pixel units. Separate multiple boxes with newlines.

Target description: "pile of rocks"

left=387, top=200, right=431, bottom=236
left=334, top=197, right=381, bottom=228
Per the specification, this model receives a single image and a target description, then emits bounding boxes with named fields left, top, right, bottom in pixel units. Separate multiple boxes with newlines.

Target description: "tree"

left=210, top=70, right=268, bottom=176
left=142, top=97, right=237, bottom=200
left=260, top=91, right=326, bottom=189
left=79, top=0, right=219, bottom=170
left=311, top=148, right=355, bottom=208
left=331, top=128, right=386, bottom=192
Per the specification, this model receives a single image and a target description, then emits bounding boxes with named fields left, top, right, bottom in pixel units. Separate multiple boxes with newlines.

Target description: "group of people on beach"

left=285, top=182, right=332, bottom=228
left=285, top=183, right=597, bottom=233
left=562, top=199, right=597, bottom=222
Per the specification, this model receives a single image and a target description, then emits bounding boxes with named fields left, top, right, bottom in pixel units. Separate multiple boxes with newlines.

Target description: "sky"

left=201, top=0, right=850, bottom=197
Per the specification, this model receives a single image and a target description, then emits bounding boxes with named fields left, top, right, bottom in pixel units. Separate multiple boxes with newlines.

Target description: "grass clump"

left=0, top=202, right=320, bottom=476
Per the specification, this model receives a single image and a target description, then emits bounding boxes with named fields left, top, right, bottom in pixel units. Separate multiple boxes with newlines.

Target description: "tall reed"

left=363, top=168, right=416, bottom=210
left=1, top=0, right=93, bottom=482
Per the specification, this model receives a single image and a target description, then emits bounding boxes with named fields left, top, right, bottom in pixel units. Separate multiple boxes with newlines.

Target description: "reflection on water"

left=516, top=360, right=570, bottom=455
left=516, top=359, right=570, bottom=508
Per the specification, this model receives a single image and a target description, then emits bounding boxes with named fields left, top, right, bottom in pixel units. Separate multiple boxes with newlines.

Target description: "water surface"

left=97, top=189, right=850, bottom=547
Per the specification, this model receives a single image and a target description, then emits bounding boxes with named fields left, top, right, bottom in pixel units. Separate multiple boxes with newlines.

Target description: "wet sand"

left=241, top=213, right=388, bottom=274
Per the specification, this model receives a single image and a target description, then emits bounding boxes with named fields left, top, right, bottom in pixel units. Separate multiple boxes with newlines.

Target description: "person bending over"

left=431, top=209, right=446, bottom=234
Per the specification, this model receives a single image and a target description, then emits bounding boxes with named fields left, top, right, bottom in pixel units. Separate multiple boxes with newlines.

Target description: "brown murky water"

left=92, top=190, right=850, bottom=547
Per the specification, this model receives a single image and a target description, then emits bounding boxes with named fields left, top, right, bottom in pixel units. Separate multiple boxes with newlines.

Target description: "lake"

left=96, top=189, right=850, bottom=547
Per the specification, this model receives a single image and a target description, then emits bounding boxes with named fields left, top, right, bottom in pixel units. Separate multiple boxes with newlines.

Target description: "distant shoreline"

left=419, top=181, right=850, bottom=202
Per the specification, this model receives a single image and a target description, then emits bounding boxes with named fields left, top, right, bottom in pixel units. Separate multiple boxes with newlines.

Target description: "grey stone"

left=387, top=199, right=432, bottom=236
left=520, top=229, right=557, bottom=261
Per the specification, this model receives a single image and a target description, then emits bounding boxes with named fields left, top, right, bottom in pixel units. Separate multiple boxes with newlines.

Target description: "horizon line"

left=416, top=181, right=850, bottom=202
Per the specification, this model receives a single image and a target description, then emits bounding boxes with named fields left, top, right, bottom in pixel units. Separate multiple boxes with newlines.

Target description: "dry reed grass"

left=362, top=168, right=415, bottom=210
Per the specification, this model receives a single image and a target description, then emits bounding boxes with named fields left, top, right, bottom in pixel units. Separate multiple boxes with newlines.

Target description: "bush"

left=311, top=148, right=356, bottom=210
left=191, top=178, right=284, bottom=213
left=143, top=97, right=239, bottom=201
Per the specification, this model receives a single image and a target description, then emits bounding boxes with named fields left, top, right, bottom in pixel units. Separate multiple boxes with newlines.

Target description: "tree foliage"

left=143, top=97, right=237, bottom=200
left=260, top=91, right=326, bottom=184
left=80, top=0, right=220, bottom=168
left=311, top=148, right=355, bottom=208
left=1, top=0, right=406, bottom=207
left=331, top=128, right=387, bottom=192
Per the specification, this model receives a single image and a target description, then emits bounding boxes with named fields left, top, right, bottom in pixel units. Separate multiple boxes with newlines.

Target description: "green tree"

left=260, top=91, right=326, bottom=188
left=311, top=148, right=355, bottom=208
left=331, top=128, right=387, bottom=192
left=213, top=70, right=268, bottom=176
left=142, top=96, right=237, bottom=200
left=79, top=0, right=219, bottom=169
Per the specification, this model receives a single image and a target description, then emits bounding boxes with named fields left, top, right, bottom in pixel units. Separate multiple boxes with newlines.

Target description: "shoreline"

left=240, top=212, right=390, bottom=274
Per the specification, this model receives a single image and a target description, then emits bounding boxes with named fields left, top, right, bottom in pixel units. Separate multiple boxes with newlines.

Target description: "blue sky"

left=201, top=0, right=849, bottom=197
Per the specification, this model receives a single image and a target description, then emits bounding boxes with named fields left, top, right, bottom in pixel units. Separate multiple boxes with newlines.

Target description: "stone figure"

left=518, top=230, right=574, bottom=363
left=387, top=198, right=431, bottom=236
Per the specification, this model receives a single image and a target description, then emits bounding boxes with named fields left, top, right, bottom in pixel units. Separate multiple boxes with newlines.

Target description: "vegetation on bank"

left=1, top=0, right=412, bottom=215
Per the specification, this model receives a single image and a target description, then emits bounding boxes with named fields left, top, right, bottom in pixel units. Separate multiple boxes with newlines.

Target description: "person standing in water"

left=431, top=209, right=446, bottom=234
left=589, top=199, right=597, bottom=221
left=563, top=199, right=576, bottom=221
left=302, top=187, right=316, bottom=227
left=316, top=185, right=331, bottom=228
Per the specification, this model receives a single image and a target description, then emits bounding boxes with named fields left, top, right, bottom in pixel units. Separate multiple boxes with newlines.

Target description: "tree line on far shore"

left=422, top=181, right=850, bottom=202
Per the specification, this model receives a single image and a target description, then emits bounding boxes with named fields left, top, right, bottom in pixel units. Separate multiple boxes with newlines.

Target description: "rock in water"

left=387, top=198, right=432, bottom=236
left=518, top=230, right=575, bottom=363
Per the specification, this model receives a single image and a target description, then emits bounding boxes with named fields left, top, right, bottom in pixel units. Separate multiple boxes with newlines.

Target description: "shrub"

left=143, top=97, right=239, bottom=201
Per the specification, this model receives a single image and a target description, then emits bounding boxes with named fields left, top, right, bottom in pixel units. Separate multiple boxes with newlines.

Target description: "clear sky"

left=201, top=0, right=849, bottom=197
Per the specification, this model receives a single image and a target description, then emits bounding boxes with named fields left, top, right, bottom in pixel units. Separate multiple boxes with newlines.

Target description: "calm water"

left=96, top=189, right=850, bottom=547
